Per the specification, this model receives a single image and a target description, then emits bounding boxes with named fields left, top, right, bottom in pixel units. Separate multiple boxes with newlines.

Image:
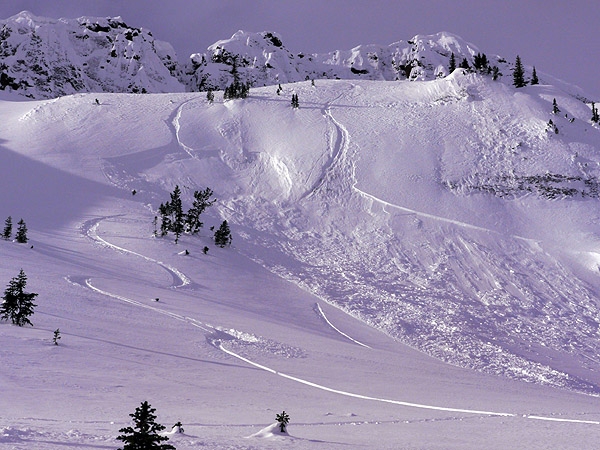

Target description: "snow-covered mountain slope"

left=1, top=67, right=600, bottom=448
left=2, top=11, right=567, bottom=103
left=0, top=11, right=183, bottom=98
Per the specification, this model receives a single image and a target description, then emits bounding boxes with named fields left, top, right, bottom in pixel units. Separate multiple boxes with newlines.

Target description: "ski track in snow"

left=82, top=216, right=191, bottom=288
left=352, top=186, right=538, bottom=244
left=320, top=90, right=538, bottom=244
left=77, top=216, right=600, bottom=426
left=173, top=97, right=201, bottom=159
left=315, top=303, right=371, bottom=348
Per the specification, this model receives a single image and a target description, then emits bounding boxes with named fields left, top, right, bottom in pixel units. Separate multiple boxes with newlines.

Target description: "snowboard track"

left=76, top=216, right=600, bottom=426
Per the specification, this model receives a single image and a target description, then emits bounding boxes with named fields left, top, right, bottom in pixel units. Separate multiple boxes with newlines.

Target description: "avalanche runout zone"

left=76, top=215, right=600, bottom=425
left=255, top=88, right=600, bottom=395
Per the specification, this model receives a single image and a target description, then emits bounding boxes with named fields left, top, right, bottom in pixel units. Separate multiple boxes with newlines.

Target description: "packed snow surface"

left=1, top=70, right=600, bottom=448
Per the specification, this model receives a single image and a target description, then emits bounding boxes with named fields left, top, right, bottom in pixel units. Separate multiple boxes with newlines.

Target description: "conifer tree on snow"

left=0, top=269, right=37, bottom=327
left=15, top=219, right=27, bottom=243
left=186, top=187, right=216, bottom=234
left=158, top=202, right=172, bottom=237
left=531, top=66, right=539, bottom=85
left=591, top=102, right=599, bottom=124
left=552, top=98, right=560, bottom=114
left=223, top=55, right=250, bottom=100
left=291, top=93, right=299, bottom=108
left=458, top=57, right=470, bottom=71
left=214, top=220, right=232, bottom=247
left=448, top=52, right=456, bottom=73
left=206, top=89, right=214, bottom=103
left=276, top=411, right=290, bottom=433
left=53, top=328, right=61, bottom=345
left=169, top=185, right=185, bottom=243
left=473, top=52, right=489, bottom=72
left=491, top=66, right=501, bottom=81
left=158, top=186, right=216, bottom=240
left=117, top=401, right=174, bottom=450
left=512, top=55, right=526, bottom=88
left=2, top=216, right=12, bottom=240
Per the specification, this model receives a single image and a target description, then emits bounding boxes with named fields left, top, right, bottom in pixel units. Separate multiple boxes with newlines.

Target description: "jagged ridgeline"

left=0, top=11, right=522, bottom=99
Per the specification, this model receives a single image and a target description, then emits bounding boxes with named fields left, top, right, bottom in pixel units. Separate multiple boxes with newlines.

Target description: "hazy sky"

left=1, top=1, right=598, bottom=99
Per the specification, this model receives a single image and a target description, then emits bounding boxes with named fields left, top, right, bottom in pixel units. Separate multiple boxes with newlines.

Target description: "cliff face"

left=182, top=30, right=505, bottom=91
left=0, top=11, right=184, bottom=98
left=0, top=12, right=525, bottom=99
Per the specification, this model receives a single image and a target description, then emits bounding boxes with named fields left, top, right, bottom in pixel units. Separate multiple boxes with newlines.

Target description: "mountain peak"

left=0, top=12, right=586, bottom=101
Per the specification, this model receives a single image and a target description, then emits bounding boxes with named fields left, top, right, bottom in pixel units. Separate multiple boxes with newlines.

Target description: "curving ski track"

left=82, top=216, right=191, bottom=288
left=74, top=215, right=600, bottom=425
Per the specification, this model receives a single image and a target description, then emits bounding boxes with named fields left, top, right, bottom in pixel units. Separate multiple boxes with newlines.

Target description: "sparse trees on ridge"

left=223, top=80, right=250, bottom=100
left=458, top=57, right=470, bottom=71
left=223, top=54, right=250, bottom=100
left=448, top=52, right=456, bottom=73
left=473, top=52, right=489, bottom=73
left=1, top=269, right=37, bottom=327
left=513, top=55, right=526, bottom=88
left=531, top=66, right=539, bottom=85
left=291, top=93, right=299, bottom=108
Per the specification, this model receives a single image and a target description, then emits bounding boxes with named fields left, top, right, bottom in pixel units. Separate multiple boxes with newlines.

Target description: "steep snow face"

left=5, top=71, right=600, bottom=396
left=183, top=31, right=508, bottom=91
left=195, top=74, right=600, bottom=394
left=0, top=11, right=184, bottom=98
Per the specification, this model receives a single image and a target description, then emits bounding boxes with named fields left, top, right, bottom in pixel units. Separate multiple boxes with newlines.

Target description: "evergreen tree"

left=158, top=202, right=171, bottom=237
left=458, top=57, right=470, bottom=71
left=491, top=66, right=501, bottom=81
left=531, top=66, right=539, bottom=85
left=0, top=269, right=37, bottom=327
left=53, top=328, right=61, bottom=345
left=214, top=220, right=232, bottom=247
left=552, top=98, right=560, bottom=114
left=513, top=55, right=526, bottom=88
left=185, top=188, right=216, bottom=234
left=448, top=52, right=456, bottom=73
left=291, top=93, right=299, bottom=109
left=2, top=216, right=12, bottom=240
left=152, top=215, right=158, bottom=237
left=15, top=219, right=27, bottom=244
left=275, top=411, right=290, bottom=433
left=117, top=401, right=174, bottom=450
left=473, top=52, right=489, bottom=72
left=169, top=185, right=185, bottom=243
left=206, top=89, right=214, bottom=103
left=591, top=102, right=599, bottom=124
